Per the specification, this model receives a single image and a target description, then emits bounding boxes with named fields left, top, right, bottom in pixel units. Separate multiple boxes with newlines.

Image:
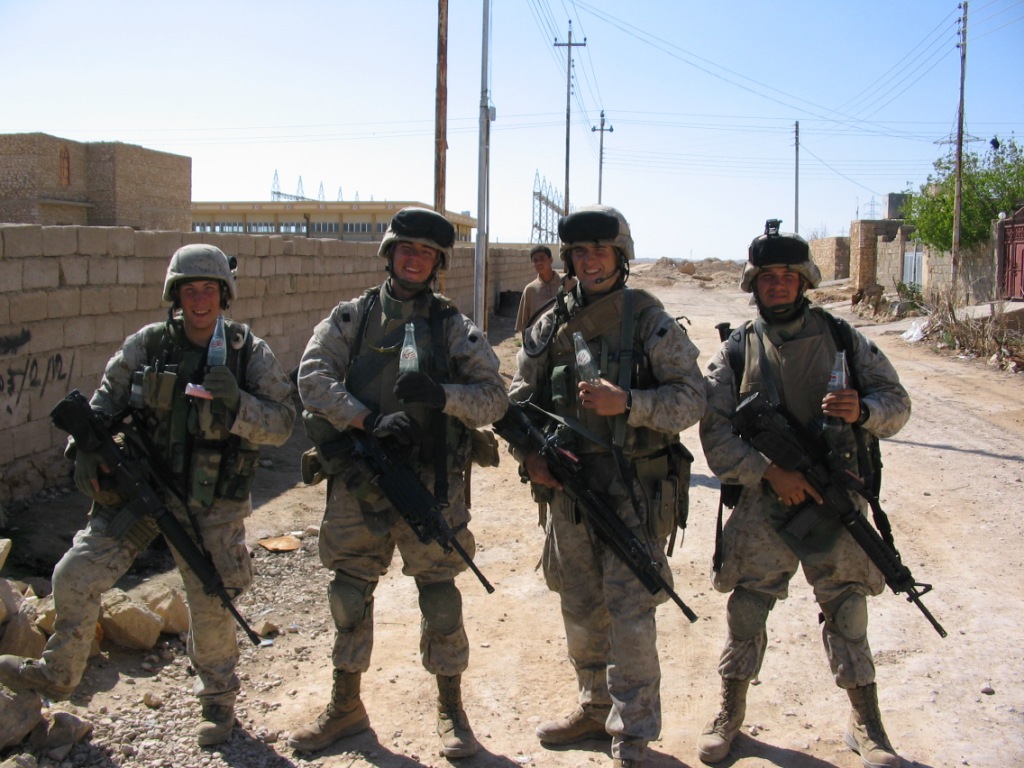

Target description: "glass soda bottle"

left=821, top=350, right=858, bottom=473
left=208, top=315, right=227, bottom=367
left=399, top=323, right=419, bottom=373
left=572, top=331, right=600, bottom=384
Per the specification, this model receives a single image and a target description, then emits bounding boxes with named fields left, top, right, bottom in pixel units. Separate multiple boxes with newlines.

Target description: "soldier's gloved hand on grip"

left=74, top=450, right=120, bottom=505
left=203, top=366, right=241, bottom=412
left=395, top=371, right=446, bottom=409
left=369, top=411, right=422, bottom=446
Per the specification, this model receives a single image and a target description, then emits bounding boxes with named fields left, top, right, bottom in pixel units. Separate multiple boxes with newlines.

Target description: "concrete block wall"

left=850, top=220, right=902, bottom=290
left=924, top=241, right=996, bottom=304
left=0, top=224, right=536, bottom=505
left=809, top=237, right=850, bottom=281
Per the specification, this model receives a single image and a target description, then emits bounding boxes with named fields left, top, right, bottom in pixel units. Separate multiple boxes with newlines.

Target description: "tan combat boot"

left=436, top=674, right=479, bottom=758
left=287, top=670, right=370, bottom=752
left=845, top=684, right=901, bottom=768
left=696, top=677, right=750, bottom=764
left=196, top=703, right=236, bottom=746
left=535, top=706, right=610, bottom=745
left=0, top=655, right=76, bottom=700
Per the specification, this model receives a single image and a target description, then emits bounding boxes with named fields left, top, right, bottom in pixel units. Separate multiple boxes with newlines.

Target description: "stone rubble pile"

left=0, top=530, right=326, bottom=767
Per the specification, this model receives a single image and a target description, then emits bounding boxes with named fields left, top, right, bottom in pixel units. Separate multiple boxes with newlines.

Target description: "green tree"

left=904, top=136, right=1024, bottom=252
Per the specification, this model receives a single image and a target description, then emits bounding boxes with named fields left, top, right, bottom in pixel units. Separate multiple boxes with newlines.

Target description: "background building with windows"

left=190, top=200, right=476, bottom=244
left=0, top=132, right=476, bottom=242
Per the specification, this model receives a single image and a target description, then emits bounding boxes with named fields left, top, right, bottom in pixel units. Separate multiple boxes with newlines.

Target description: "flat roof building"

left=190, top=200, right=476, bottom=244
left=0, top=132, right=191, bottom=230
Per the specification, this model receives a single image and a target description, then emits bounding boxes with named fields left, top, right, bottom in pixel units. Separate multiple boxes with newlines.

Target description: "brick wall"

left=0, top=225, right=536, bottom=505
left=849, top=220, right=903, bottom=290
left=0, top=133, right=190, bottom=231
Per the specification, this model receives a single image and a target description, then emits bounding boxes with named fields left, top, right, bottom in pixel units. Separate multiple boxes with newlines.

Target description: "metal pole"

left=555, top=22, right=585, bottom=215
left=592, top=111, right=613, bottom=204
left=473, top=0, right=491, bottom=328
left=794, top=120, right=799, bottom=234
left=434, top=0, right=449, bottom=293
left=951, top=0, right=968, bottom=305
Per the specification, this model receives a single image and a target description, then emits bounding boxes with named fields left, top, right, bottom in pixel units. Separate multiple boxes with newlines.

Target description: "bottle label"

left=208, top=316, right=227, bottom=367
left=399, top=347, right=418, bottom=372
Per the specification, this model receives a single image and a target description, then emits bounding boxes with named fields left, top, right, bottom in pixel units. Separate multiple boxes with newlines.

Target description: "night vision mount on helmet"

left=740, top=218, right=821, bottom=293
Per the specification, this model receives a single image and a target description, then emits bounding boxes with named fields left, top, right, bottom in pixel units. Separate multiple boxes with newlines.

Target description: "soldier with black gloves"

left=292, top=207, right=506, bottom=758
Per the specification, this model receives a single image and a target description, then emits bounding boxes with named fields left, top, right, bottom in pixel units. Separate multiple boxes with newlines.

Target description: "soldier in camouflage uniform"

left=696, top=220, right=911, bottom=768
left=0, top=244, right=296, bottom=746
left=508, top=205, right=706, bottom=768
left=290, top=207, right=506, bottom=758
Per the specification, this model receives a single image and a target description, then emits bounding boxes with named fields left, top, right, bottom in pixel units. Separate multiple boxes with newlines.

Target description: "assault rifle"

left=494, top=401, right=698, bottom=622
left=731, top=391, right=947, bottom=638
left=50, top=390, right=267, bottom=647
left=318, top=429, right=495, bottom=594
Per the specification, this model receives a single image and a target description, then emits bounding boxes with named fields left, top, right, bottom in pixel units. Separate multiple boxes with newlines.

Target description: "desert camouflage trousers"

left=712, top=486, right=886, bottom=688
left=318, top=471, right=474, bottom=677
left=542, top=455, right=670, bottom=762
left=41, top=506, right=252, bottom=705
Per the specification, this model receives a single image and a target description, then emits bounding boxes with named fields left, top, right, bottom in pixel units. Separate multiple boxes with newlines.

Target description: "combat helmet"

left=558, top=204, right=635, bottom=276
left=378, top=207, right=455, bottom=269
left=740, top=218, right=821, bottom=293
left=162, top=244, right=238, bottom=305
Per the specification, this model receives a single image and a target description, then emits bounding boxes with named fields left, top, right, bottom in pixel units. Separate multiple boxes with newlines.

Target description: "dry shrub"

left=922, top=300, right=1024, bottom=372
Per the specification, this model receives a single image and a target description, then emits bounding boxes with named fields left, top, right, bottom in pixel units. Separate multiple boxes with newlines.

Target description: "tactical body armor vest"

left=133, top=318, right=258, bottom=511
left=544, top=286, right=679, bottom=458
left=345, top=287, right=472, bottom=476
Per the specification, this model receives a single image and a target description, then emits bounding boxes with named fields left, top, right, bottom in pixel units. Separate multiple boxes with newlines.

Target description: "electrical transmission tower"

left=270, top=170, right=316, bottom=202
left=531, top=171, right=563, bottom=244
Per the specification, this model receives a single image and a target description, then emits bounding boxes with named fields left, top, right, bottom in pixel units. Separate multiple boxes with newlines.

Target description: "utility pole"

left=951, top=0, right=968, bottom=306
left=555, top=21, right=585, bottom=215
left=592, top=110, right=613, bottom=203
left=474, top=0, right=492, bottom=328
left=434, top=0, right=448, bottom=292
left=794, top=121, right=800, bottom=234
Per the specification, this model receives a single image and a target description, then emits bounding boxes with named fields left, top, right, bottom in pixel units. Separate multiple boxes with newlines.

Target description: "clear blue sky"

left=3, top=0, right=1021, bottom=261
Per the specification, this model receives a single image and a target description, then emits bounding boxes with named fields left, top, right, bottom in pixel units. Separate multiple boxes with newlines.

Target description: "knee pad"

left=417, top=580, right=462, bottom=636
left=820, top=592, right=868, bottom=640
left=328, top=572, right=376, bottom=631
left=726, top=588, right=774, bottom=642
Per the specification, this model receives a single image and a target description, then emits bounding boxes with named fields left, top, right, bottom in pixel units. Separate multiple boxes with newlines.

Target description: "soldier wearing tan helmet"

left=293, top=207, right=506, bottom=758
left=0, top=243, right=295, bottom=747
left=697, top=219, right=912, bottom=767
left=509, top=204, right=706, bottom=768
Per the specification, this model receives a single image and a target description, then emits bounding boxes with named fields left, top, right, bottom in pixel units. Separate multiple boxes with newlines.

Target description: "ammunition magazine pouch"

left=633, top=442, right=693, bottom=541
left=141, top=366, right=177, bottom=411
left=93, top=504, right=159, bottom=551
left=190, top=440, right=259, bottom=508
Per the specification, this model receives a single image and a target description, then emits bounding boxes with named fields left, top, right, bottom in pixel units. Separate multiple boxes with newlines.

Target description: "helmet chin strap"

left=385, top=261, right=436, bottom=295
left=756, top=294, right=809, bottom=323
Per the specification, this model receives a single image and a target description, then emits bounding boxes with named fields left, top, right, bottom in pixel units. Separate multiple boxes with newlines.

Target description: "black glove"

left=203, top=366, right=241, bottom=411
left=369, top=411, right=422, bottom=446
left=394, top=371, right=446, bottom=409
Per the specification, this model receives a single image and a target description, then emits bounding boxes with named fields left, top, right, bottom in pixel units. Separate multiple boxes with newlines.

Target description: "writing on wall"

left=2, top=351, right=76, bottom=415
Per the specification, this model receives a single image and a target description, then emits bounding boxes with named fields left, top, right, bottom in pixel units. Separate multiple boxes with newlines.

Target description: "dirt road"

left=4, top=267, right=1023, bottom=768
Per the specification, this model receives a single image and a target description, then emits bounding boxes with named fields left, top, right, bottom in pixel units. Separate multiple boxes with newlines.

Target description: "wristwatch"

left=856, top=401, right=870, bottom=426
